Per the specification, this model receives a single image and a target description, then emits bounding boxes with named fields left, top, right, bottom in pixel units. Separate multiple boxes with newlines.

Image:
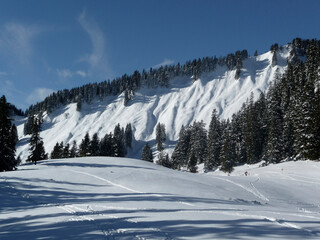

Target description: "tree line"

left=50, top=123, right=133, bottom=159
left=25, top=50, right=249, bottom=116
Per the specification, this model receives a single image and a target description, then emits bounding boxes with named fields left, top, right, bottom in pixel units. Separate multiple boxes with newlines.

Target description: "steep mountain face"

left=16, top=47, right=290, bottom=161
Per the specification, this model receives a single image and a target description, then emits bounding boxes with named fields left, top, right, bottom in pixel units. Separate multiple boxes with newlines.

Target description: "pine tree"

left=187, top=151, right=198, bottom=173
left=113, top=124, right=126, bottom=157
left=265, top=77, right=284, bottom=163
left=141, top=143, right=153, bottom=162
left=50, top=142, right=63, bottom=159
left=90, top=133, right=100, bottom=156
left=124, top=89, right=130, bottom=106
left=76, top=98, right=82, bottom=112
left=0, top=95, right=17, bottom=171
left=157, top=151, right=171, bottom=168
left=156, top=123, right=166, bottom=151
left=79, top=133, right=91, bottom=157
left=189, top=121, right=207, bottom=164
left=27, top=116, right=47, bottom=164
left=220, top=126, right=235, bottom=173
left=62, top=143, right=70, bottom=158
left=125, top=123, right=133, bottom=148
left=100, top=133, right=115, bottom=156
left=69, top=140, right=78, bottom=158
left=300, top=40, right=320, bottom=160
left=231, top=112, right=247, bottom=165
left=171, top=125, right=191, bottom=169
left=205, top=109, right=222, bottom=170
left=254, top=50, right=258, bottom=57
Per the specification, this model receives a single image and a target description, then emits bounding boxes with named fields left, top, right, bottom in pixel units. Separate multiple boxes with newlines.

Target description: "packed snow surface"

left=1, top=157, right=319, bottom=239
left=15, top=48, right=290, bottom=160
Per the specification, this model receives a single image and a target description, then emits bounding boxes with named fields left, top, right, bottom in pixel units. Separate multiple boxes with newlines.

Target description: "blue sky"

left=0, top=0, right=320, bottom=110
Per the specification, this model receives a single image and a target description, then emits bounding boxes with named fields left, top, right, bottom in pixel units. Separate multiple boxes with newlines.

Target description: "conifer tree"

left=69, top=140, right=78, bottom=158
left=141, top=143, right=153, bottom=162
left=100, top=133, right=114, bottom=156
left=79, top=133, right=91, bottom=157
left=265, top=78, right=284, bottom=163
left=205, top=109, right=222, bottom=170
left=156, top=123, right=166, bottom=151
left=189, top=121, right=207, bottom=164
left=171, top=125, right=191, bottom=169
left=220, top=126, right=235, bottom=173
left=157, top=151, right=171, bottom=168
left=187, top=151, right=198, bottom=173
left=0, top=95, right=17, bottom=171
left=27, top=116, right=47, bottom=164
left=113, top=124, right=126, bottom=157
left=50, top=142, right=63, bottom=159
left=62, top=143, right=70, bottom=158
left=125, top=123, right=133, bottom=148
left=90, top=133, right=100, bottom=156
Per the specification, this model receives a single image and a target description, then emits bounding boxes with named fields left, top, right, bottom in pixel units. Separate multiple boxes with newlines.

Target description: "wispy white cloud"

left=78, top=9, right=112, bottom=78
left=153, top=59, right=175, bottom=69
left=0, top=23, right=41, bottom=63
left=0, top=71, right=8, bottom=76
left=57, top=69, right=87, bottom=79
left=76, top=70, right=87, bottom=77
left=27, top=88, right=55, bottom=104
left=57, top=69, right=73, bottom=79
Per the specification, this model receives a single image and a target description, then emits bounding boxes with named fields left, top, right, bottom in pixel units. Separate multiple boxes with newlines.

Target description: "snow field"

left=1, top=157, right=319, bottom=239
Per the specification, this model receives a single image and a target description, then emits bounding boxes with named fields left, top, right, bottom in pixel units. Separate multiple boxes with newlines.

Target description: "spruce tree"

left=189, top=121, right=207, bottom=164
left=220, top=126, right=235, bottom=173
left=90, top=133, right=100, bottom=156
left=50, top=142, right=63, bottom=159
left=187, top=151, right=198, bottom=173
left=79, top=133, right=91, bottom=157
left=100, top=133, right=114, bottom=156
left=141, top=143, right=153, bottom=162
left=62, top=143, right=70, bottom=158
left=27, top=116, right=47, bottom=164
left=265, top=78, right=284, bottom=163
left=205, top=109, right=222, bottom=170
left=125, top=123, right=133, bottom=148
left=171, top=125, right=191, bottom=169
left=113, top=124, right=126, bottom=157
left=0, top=95, right=17, bottom=171
left=156, top=123, right=166, bottom=151
left=69, top=140, right=78, bottom=158
left=157, top=151, right=171, bottom=168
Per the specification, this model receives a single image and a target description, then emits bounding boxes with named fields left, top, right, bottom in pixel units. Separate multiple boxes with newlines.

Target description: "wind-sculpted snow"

left=1, top=157, right=320, bottom=239
left=16, top=48, right=290, bottom=160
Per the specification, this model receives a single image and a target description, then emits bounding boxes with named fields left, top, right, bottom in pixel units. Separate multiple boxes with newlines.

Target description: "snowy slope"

left=16, top=47, right=290, bottom=160
left=1, top=157, right=319, bottom=239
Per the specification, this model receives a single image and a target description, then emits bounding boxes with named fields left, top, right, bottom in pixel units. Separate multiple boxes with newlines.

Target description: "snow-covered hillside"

left=16, top=47, right=290, bottom=160
left=1, top=157, right=319, bottom=239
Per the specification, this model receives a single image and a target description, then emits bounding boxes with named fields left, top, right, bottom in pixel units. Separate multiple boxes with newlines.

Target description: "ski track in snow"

left=67, top=169, right=144, bottom=194
left=57, top=204, right=174, bottom=240
left=65, top=168, right=320, bottom=238
left=212, top=176, right=269, bottom=202
left=62, top=169, right=177, bottom=239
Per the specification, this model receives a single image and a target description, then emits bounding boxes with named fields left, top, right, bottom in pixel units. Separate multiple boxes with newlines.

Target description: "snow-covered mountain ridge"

left=16, top=47, right=290, bottom=160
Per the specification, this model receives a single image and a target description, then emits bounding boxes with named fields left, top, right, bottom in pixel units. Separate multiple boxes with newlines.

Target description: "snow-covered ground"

left=15, top=47, right=290, bottom=161
left=1, top=157, right=319, bottom=239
